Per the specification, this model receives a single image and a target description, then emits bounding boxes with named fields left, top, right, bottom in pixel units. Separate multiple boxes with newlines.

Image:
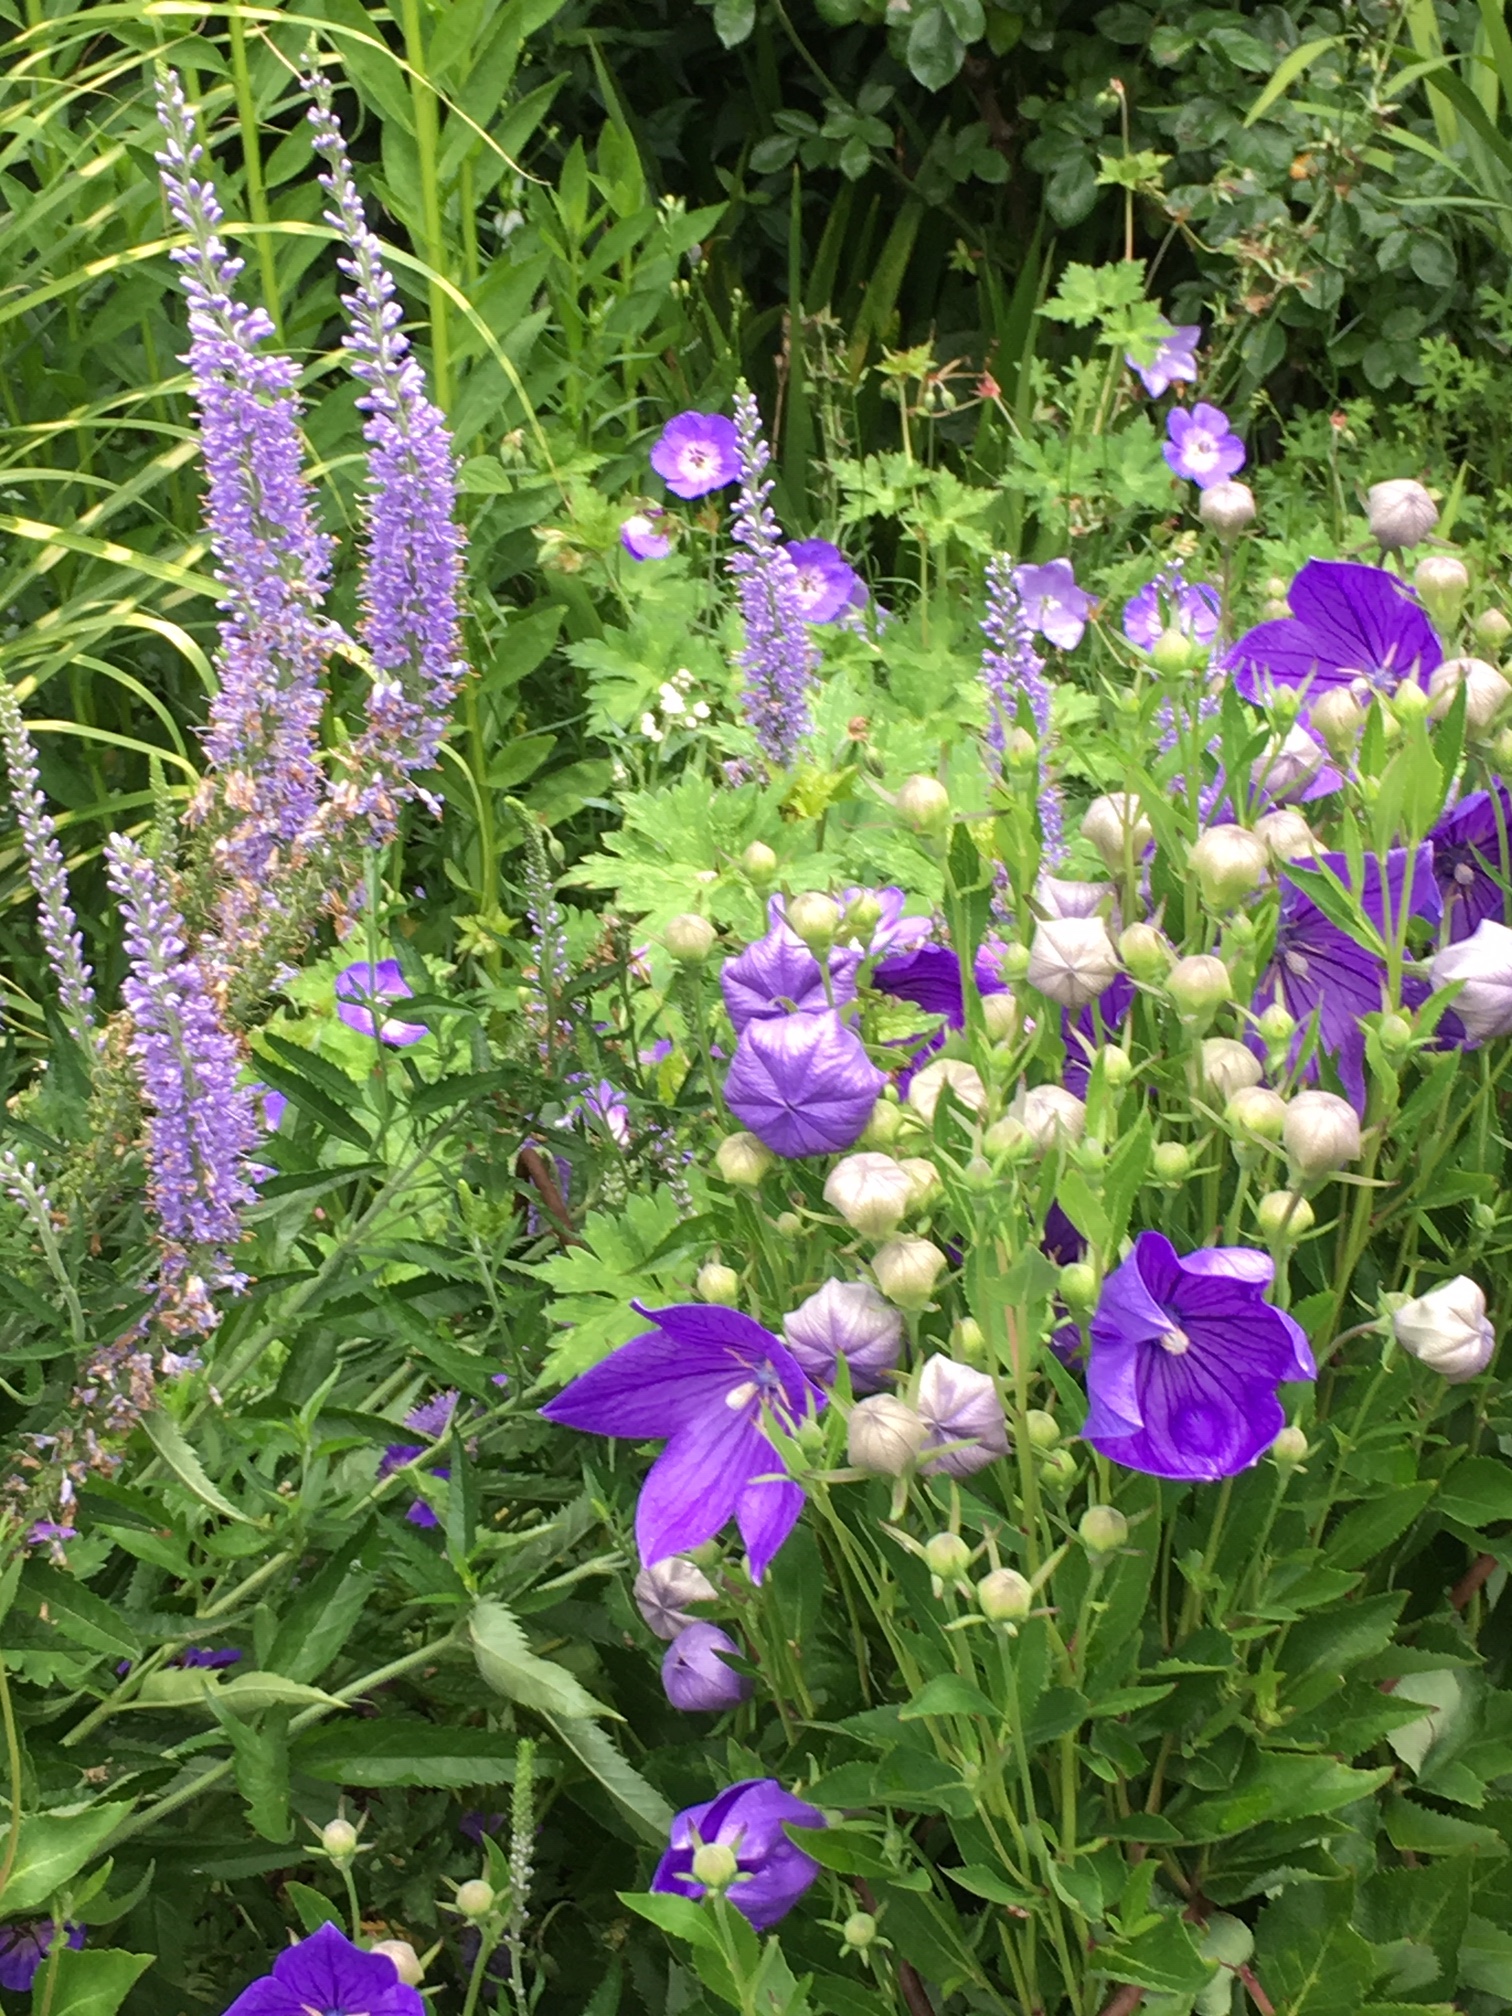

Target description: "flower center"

left=1283, top=947, right=1310, bottom=979
left=1187, top=431, right=1218, bottom=466
left=725, top=1380, right=758, bottom=1411
left=684, top=446, right=712, bottom=473
left=1159, top=1326, right=1191, bottom=1355
left=1452, top=858, right=1477, bottom=887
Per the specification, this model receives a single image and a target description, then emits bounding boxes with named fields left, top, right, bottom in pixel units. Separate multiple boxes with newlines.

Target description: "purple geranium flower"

left=540, top=1304, right=822, bottom=1579
left=1085, top=1233, right=1316, bottom=1481
left=335, top=958, right=427, bottom=1045
left=1014, top=558, right=1093, bottom=650
left=621, top=510, right=671, bottom=561
left=785, top=540, right=860, bottom=623
left=223, top=1922, right=424, bottom=2016
left=651, top=412, right=741, bottom=499
left=724, top=1011, right=884, bottom=1159
left=652, top=1778, right=825, bottom=1930
left=721, top=923, right=860, bottom=1033
left=1431, top=785, right=1512, bottom=941
left=1227, top=560, right=1441, bottom=712
left=1127, top=320, right=1201, bottom=398
left=1164, top=402, right=1246, bottom=488
left=0, top=1925, right=84, bottom=1992
left=662, top=1622, right=753, bottom=1711
left=1123, top=576, right=1221, bottom=651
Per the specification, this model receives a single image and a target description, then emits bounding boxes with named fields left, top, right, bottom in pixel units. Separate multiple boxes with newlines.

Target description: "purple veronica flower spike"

left=721, top=923, right=860, bottom=1032
left=724, top=1011, right=885, bottom=1159
left=621, top=510, right=672, bottom=561
left=728, top=390, right=816, bottom=765
left=1086, top=1233, right=1315, bottom=1480
left=0, top=1924, right=84, bottom=1992
left=652, top=412, right=741, bottom=499
left=335, top=958, right=427, bottom=1045
left=1431, top=785, right=1512, bottom=941
left=1127, top=320, right=1201, bottom=398
left=662, top=1622, right=753, bottom=1711
left=785, top=540, right=861, bottom=623
left=223, top=1921, right=424, bottom=2016
left=540, top=1304, right=823, bottom=1579
left=1164, top=402, right=1246, bottom=488
left=1014, top=558, right=1093, bottom=650
left=652, top=1779, right=825, bottom=1930
left=981, top=555, right=1065, bottom=863
left=1123, top=575, right=1221, bottom=651
left=1227, top=560, right=1441, bottom=711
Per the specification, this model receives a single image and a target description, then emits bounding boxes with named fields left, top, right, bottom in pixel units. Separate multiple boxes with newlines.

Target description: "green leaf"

left=252, top=1037, right=373, bottom=1151
left=1459, top=1913, right=1512, bottom=1994
left=284, top=1880, right=344, bottom=1934
left=216, top=1673, right=344, bottom=1713
left=1323, top=1484, right=1436, bottom=1568
left=548, top=1717, right=674, bottom=1841
left=617, top=1890, right=719, bottom=1950
left=140, top=1411, right=252, bottom=1525
left=30, top=1949, right=153, bottom=2016
left=1437, top=1455, right=1512, bottom=1530
left=210, top=1699, right=291, bottom=1844
left=711, top=0, right=755, bottom=44
left=942, top=1863, right=1037, bottom=1906
left=908, top=5, right=967, bottom=89
left=0, top=1802, right=134, bottom=1914
left=899, top=1673, right=999, bottom=1721
left=1255, top=1880, right=1378, bottom=2016
left=293, top=1718, right=529, bottom=1788
left=1179, top=1754, right=1392, bottom=1840
left=15, top=1564, right=140, bottom=1662
left=470, top=1600, right=616, bottom=1721
left=266, top=1540, right=375, bottom=1686
left=1384, top=1796, right=1506, bottom=1856
left=1243, top=35, right=1339, bottom=122
left=1095, top=1914, right=1211, bottom=1994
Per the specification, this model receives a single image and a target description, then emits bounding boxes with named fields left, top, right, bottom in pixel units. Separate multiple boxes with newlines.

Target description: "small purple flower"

left=540, top=1304, right=823, bottom=1580
left=724, top=1011, right=885, bottom=1160
left=721, top=922, right=859, bottom=1032
left=662, top=1622, right=753, bottom=1711
left=785, top=540, right=861, bottom=623
left=1085, top=1233, right=1316, bottom=1480
left=1123, top=575, right=1221, bottom=651
left=1431, top=785, right=1512, bottom=941
left=652, top=1778, right=825, bottom=1930
left=251, top=1083, right=288, bottom=1132
left=915, top=1356, right=1008, bottom=1477
left=1014, top=558, right=1093, bottom=650
left=1164, top=402, right=1246, bottom=488
left=381, top=1390, right=458, bottom=1524
left=1227, top=560, right=1441, bottom=712
left=576, top=1079, right=630, bottom=1146
left=782, top=1280, right=903, bottom=1393
left=622, top=510, right=671, bottom=562
left=652, top=412, right=741, bottom=499
left=335, top=958, right=427, bottom=1045
left=1127, top=320, right=1202, bottom=398
left=0, top=1924, right=84, bottom=1993
left=728, top=390, right=816, bottom=765
left=980, top=555, right=1065, bottom=863
left=222, top=1920, right=424, bottom=2016
left=179, top=1645, right=243, bottom=1669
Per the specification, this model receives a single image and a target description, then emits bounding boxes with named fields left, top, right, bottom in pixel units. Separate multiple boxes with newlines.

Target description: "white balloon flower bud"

left=1078, top=1505, right=1128, bottom=1555
left=1013, top=1084, right=1087, bottom=1153
left=634, top=1555, right=720, bottom=1640
left=1311, top=686, right=1366, bottom=760
left=1252, top=725, right=1327, bottom=801
left=897, top=1157, right=941, bottom=1209
left=871, top=1235, right=948, bottom=1310
left=696, top=1262, right=740, bottom=1305
left=908, top=1057, right=987, bottom=1123
left=1428, top=656, right=1512, bottom=734
left=1393, top=1276, right=1495, bottom=1383
left=665, top=913, right=716, bottom=963
left=847, top=1393, right=930, bottom=1475
left=742, top=841, right=778, bottom=887
left=1026, top=916, right=1122, bottom=1009
left=1082, top=793, right=1152, bottom=872
left=897, top=774, right=951, bottom=834
left=1368, top=477, right=1439, bottom=551
left=455, top=1879, right=496, bottom=1919
left=924, top=1532, right=972, bottom=1580
left=1429, top=920, right=1512, bottom=1043
left=369, top=1943, right=425, bottom=1988
left=977, top=1567, right=1033, bottom=1624
left=1199, top=1037, right=1262, bottom=1105
left=1226, top=1085, right=1288, bottom=1142
left=715, top=1131, right=774, bottom=1187
left=824, top=1152, right=915, bottom=1238
left=1165, top=953, right=1232, bottom=1020
left=1282, top=1088, right=1362, bottom=1176
left=860, top=1096, right=903, bottom=1149
left=1476, top=607, right=1512, bottom=651
left=321, top=1818, right=359, bottom=1862
left=1199, top=478, right=1256, bottom=540
left=1415, top=554, right=1470, bottom=627
left=981, top=991, right=1022, bottom=1042
left=1270, top=1424, right=1309, bottom=1468
left=1256, top=1189, right=1315, bottom=1239
left=1254, top=808, right=1317, bottom=863
left=1119, top=921, right=1172, bottom=982
left=1190, top=824, right=1269, bottom=908
left=787, top=890, right=840, bottom=950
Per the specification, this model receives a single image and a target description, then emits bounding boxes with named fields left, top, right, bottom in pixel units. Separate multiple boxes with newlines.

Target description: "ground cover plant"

left=6, top=7, right=1512, bottom=2016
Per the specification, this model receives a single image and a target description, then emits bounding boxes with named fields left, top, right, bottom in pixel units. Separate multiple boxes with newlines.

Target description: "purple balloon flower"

left=651, top=411, right=741, bottom=499
left=179, top=1645, right=243, bottom=1670
left=870, top=944, right=1008, bottom=1028
left=916, top=1356, right=1008, bottom=1477
left=724, top=1011, right=884, bottom=1159
left=782, top=1279, right=903, bottom=1392
left=0, top=1925, right=84, bottom=1993
left=223, top=1923, right=424, bottom=2016
left=652, top=1778, right=825, bottom=1930
left=662, top=1622, right=753, bottom=1711
left=1014, top=558, right=1093, bottom=650
left=1227, top=560, right=1441, bottom=712
left=1122, top=576, right=1221, bottom=651
left=785, top=539, right=861, bottom=623
left=540, top=1304, right=822, bottom=1580
left=1431, top=785, right=1512, bottom=941
left=721, top=923, right=860, bottom=1033
left=1127, top=320, right=1201, bottom=398
left=335, top=958, right=427, bottom=1046
left=1163, top=402, right=1246, bottom=488
left=1086, top=1234, right=1315, bottom=1480
left=621, top=510, right=671, bottom=561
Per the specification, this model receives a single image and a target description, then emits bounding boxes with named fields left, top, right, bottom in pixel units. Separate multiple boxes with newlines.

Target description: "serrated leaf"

left=549, top=1717, right=673, bottom=1841
left=1437, top=1455, right=1512, bottom=1530
left=293, top=1718, right=530, bottom=1788
left=899, top=1673, right=999, bottom=1720
left=140, top=1411, right=252, bottom=1524
left=470, top=1599, right=616, bottom=1721
left=16, top=1563, right=139, bottom=1662
left=1095, top=1914, right=1211, bottom=1994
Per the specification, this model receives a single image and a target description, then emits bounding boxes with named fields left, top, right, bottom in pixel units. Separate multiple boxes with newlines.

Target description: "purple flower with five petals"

left=1123, top=575, right=1221, bottom=651
left=652, top=1778, right=825, bottom=1929
left=785, top=540, right=861, bottom=623
left=1127, top=320, right=1201, bottom=397
left=223, top=1923, right=424, bottom=2016
left=335, top=958, right=427, bottom=1045
left=1431, top=785, right=1512, bottom=941
left=1227, top=560, right=1441, bottom=713
left=1164, top=403, right=1246, bottom=488
left=540, top=1304, right=822, bottom=1579
left=651, top=412, right=741, bottom=499
left=724, top=1011, right=884, bottom=1159
left=1014, top=558, right=1093, bottom=650
left=1085, top=1233, right=1316, bottom=1480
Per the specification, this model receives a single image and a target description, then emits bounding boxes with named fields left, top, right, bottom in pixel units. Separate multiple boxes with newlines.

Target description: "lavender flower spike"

left=727, top=387, right=816, bottom=767
left=155, top=75, right=331, bottom=885
left=0, top=682, right=95, bottom=1051
left=306, top=72, right=466, bottom=834
left=980, top=554, right=1065, bottom=865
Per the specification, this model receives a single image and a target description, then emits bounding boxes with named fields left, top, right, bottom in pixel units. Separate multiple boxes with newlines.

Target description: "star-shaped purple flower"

left=724, top=1011, right=884, bottom=1159
left=1227, top=560, right=1441, bottom=712
left=1085, top=1233, right=1316, bottom=1481
left=1127, top=320, right=1201, bottom=397
left=721, top=922, right=860, bottom=1032
left=223, top=1923, right=423, bottom=2016
left=785, top=540, right=861, bottom=623
left=540, top=1304, right=822, bottom=1579
left=1431, top=784, right=1512, bottom=941
left=1014, top=557, right=1093, bottom=650
left=651, top=412, right=741, bottom=499
left=652, top=1778, right=825, bottom=1929
left=335, top=958, right=427, bottom=1046
left=1164, top=402, right=1246, bottom=488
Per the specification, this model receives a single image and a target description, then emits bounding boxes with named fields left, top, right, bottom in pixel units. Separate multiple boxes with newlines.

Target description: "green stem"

left=0, top=1654, right=23, bottom=1907
left=228, top=6, right=281, bottom=340
left=399, top=0, right=452, bottom=410
left=339, top=1858, right=363, bottom=1943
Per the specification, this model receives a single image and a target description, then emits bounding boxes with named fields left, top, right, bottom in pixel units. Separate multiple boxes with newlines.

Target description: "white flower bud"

left=1012, top=1084, right=1087, bottom=1152
left=1119, top=921, right=1171, bottom=982
left=690, top=1843, right=738, bottom=1890
left=1257, top=1001, right=1296, bottom=1049
left=847, top=1393, right=929, bottom=1474
left=742, top=841, right=778, bottom=886
left=1257, top=1189, right=1314, bottom=1239
left=1082, top=792, right=1152, bottom=872
left=859, top=1096, right=903, bottom=1149
left=456, top=1879, right=496, bottom=1918
left=1415, top=554, right=1470, bottom=626
left=1199, top=1037, right=1262, bottom=1104
left=1283, top=1089, right=1361, bottom=1177
left=983, top=1116, right=1032, bottom=1162
left=1165, top=953, right=1232, bottom=1020
left=696, top=1262, right=740, bottom=1305
left=774, top=1210, right=803, bottom=1237
left=1254, top=808, right=1318, bottom=862
left=1475, top=607, right=1512, bottom=651
left=824, top=1152, right=915, bottom=1238
left=897, top=1156, right=940, bottom=1208
left=1310, top=687, right=1365, bottom=759
left=715, top=1131, right=774, bottom=1186
left=981, top=991, right=1022, bottom=1041
left=787, top=891, right=840, bottom=950
left=1430, top=919, right=1512, bottom=1043
left=634, top=1555, right=719, bottom=1639
left=908, top=1057, right=987, bottom=1122
left=977, top=1567, right=1033, bottom=1623
left=1226, top=1085, right=1288, bottom=1141
left=924, top=1531, right=972, bottom=1580
left=1368, top=477, right=1438, bottom=551
left=1199, top=479, right=1256, bottom=540
left=1270, top=1424, right=1309, bottom=1468
left=665, top=913, right=716, bottom=963
left=369, top=1943, right=425, bottom=1988
left=1190, top=824, right=1269, bottom=908
left=1252, top=725, right=1326, bottom=801
left=321, top=1818, right=359, bottom=1862
left=897, top=774, right=951, bottom=834
left=1026, top=916, right=1121, bottom=1009
left=871, top=1235, right=948, bottom=1309
left=1393, top=1276, right=1494, bottom=1382
left=1079, top=1505, right=1128, bottom=1555
left=1428, top=656, right=1512, bottom=733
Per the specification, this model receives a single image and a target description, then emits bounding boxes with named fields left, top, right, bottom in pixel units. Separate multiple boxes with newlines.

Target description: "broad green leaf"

left=899, top=1673, right=999, bottom=1721
left=1244, top=37, right=1341, bottom=124
left=140, top=1412, right=252, bottom=1525
left=284, top=1880, right=343, bottom=1935
left=1095, top=1914, right=1211, bottom=1994
left=616, top=1890, right=719, bottom=1950
left=1255, top=1880, right=1378, bottom=2016
left=0, top=1802, right=134, bottom=1915
left=1385, top=1796, right=1505, bottom=1856
left=16, top=1563, right=139, bottom=1662
left=30, top=1949, right=153, bottom=2016
left=1437, top=1456, right=1512, bottom=1530
left=293, top=1718, right=530, bottom=1788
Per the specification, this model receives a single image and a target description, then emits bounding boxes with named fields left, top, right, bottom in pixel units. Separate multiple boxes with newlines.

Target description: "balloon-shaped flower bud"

left=981, top=992, right=1022, bottom=1042
left=1254, top=808, right=1317, bottom=863
left=908, top=1057, right=987, bottom=1122
left=1431, top=919, right=1512, bottom=1043
left=742, top=842, right=778, bottom=888
left=1226, top=1085, right=1288, bottom=1142
left=916, top=1356, right=1008, bottom=1477
left=783, top=1279, right=903, bottom=1392
left=1013, top=1084, right=1087, bottom=1153
left=1153, top=1140, right=1191, bottom=1182
left=1025, top=1408, right=1060, bottom=1449
left=1257, top=1002, right=1296, bottom=1050
left=897, top=774, right=951, bottom=834
left=898, top=1157, right=941, bottom=1209
left=1165, top=953, right=1232, bottom=1023
left=1199, top=478, right=1256, bottom=540
left=369, top=1942, right=424, bottom=1988
left=1270, top=1424, right=1309, bottom=1468
left=1098, top=1044, right=1134, bottom=1088
left=1190, top=824, right=1268, bottom=909
left=1199, top=1037, right=1262, bottom=1104
left=1428, top=656, right=1512, bottom=733
left=456, top=1880, right=496, bottom=1919
left=1040, top=1446, right=1078, bottom=1493
left=923, top=1532, right=972, bottom=1580
left=871, top=1235, right=948, bottom=1310
left=1252, top=725, right=1327, bottom=802
left=786, top=891, right=840, bottom=952
left=715, top=1131, right=774, bottom=1187
left=843, top=1914, right=878, bottom=1951
left=847, top=1393, right=929, bottom=1474
left=634, top=1555, right=720, bottom=1640
left=662, top=1622, right=753, bottom=1711
left=1475, top=607, right=1512, bottom=651
left=321, top=1818, right=359, bottom=1863
left=1310, top=687, right=1365, bottom=759
left=1415, top=553, right=1470, bottom=627
left=1256, top=1189, right=1314, bottom=1239
left=1283, top=1089, right=1362, bottom=1176
left=666, top=913, right=716, bottom=964
left=690, top=1842, right=739, bottom=1891
left=1078, top=1505, right=1128, bottom=1555
left=1119, top=921, right=1172, bottom=982
left=1368, top=477, right=1438, bottom=551
left=1082, top=792, right=1152, bottom=872
left=824, top=1152, right=915, bottom=1238
left=1027, top=916, right=1122, bottom=1009
left=697, top=1262, right=741, bottom=1306
left=1393, top=1276, right=1495, bottom=1382
left=859, top=1096, right=903, bottom=1150
left=977, top=1567, right=1033, bottom=1623
left=951, top=1316, right=986, bottom=1363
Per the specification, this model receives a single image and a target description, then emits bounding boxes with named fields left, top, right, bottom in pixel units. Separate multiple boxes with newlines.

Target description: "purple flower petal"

left=651, top=412, right=741, bottom=499
left=1228, top=560, right=1441, bottom=710
left=785, top=539, right=861, bottom=623
left=724, top=1011, right=885, bottom=1159
left=224, top=1922, right=424, bottom=2016
left=335, top=958, right=428, bottom=1045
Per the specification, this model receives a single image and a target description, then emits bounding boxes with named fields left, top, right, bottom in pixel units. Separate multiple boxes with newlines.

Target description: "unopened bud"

left=860, top=1095, right=903, bottom=1149
left=824, top=1152, right=915, bottom=1238
left=1474, top=607, right=1512, bottom=651
left=981, top=991, right=1021, bottom=1042
left=741, top=841, right=778, bottom=887
left=369, top=1943, right=424, bottom=1988
left=897, top=774, right=951, bottom=834
left=842, top=1912, right=878, bottom=1950
left=1257, top=1189, right=1315, bottom=1239
left=1082, top=793, right=1152, bottom=873
left=1393, top=1275, right=1495, bottom=1382
left=924, top=1532, right=972, bottom=1580
left=1310, top=687, right=1364, bottom=760
left=690, top=1843, right=738, bottom=1891
left=1026, top=915, right=1122, bottom=1009
left=456, top=1879, right=496, bottom=1918
left=1415, top=554, right=1470, bottom=627
left=787, top=891, right=840, bottom=950
left=848, top=1394, right=929, bottom=1475
left=1199, top=1037, right=1262, bottom=1104
left=1190, top=824, right=1268, bottom=908
left=1199, top=478, right=1256, bottom=540
left=1271, top=1424, right=1309, bottom=1469
left=1097, top=1044, right=1134, bottom=1088
left=1226, top=1085, right=1288, bottom=1141
left=1025, top=1408, right=1060, bottom=1449
left=1059, top=1262, right=1098, bottom=1314
left=1165, top=953, right=1232, bottom=1022
left=1005, top=726, right=1038, bottom=768
left=715, top=1131, right=774, bottom=1187
left=1039, top=1446, right=1078, bottom=1493
left=1368, top=477, right=1438, bottom=551
left=842, top=890, right=883, bottom=940
left=1119, top=921, right=1171, bottom=982
left=1379, top=1012, right=1412, bottom=1056
left=665, top=913, right=716, bottom=963
left=909, top=1057, right=987, bottom=1122
left=1283, top=1088, right=1361, bottom=1177
left=1428, top=656, right=1512, bottom=733
left=897, top=1157, right=941, bottom=1209
left=1000, top=941, right=1032, bottom=983
left=321, top=1819, right=359, bottom=1862
left=977, top=1567, right=1033, bottom=1623
left=1152, top=625, right=1196, bottom=675
left=696, top=1261, right=740, bottom=1305
left=774, top=1211, right=803, bottom=1237
left=1152, top=1140, right=1191, bottom=1182
left=1254, top=808, right=1317, bottom=863
left=951, top=1316, right=986, bottom=1364
left=1392, top=680, right=1431, bottom=725
left=1012, top=1084, right=1087, bottom=1152
left=871, top=1236, right=948, bottom=1309
left=1079, top=1505, right=1128, bottom=1555
left=1257, top=1002, right=1296, bottom=1050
